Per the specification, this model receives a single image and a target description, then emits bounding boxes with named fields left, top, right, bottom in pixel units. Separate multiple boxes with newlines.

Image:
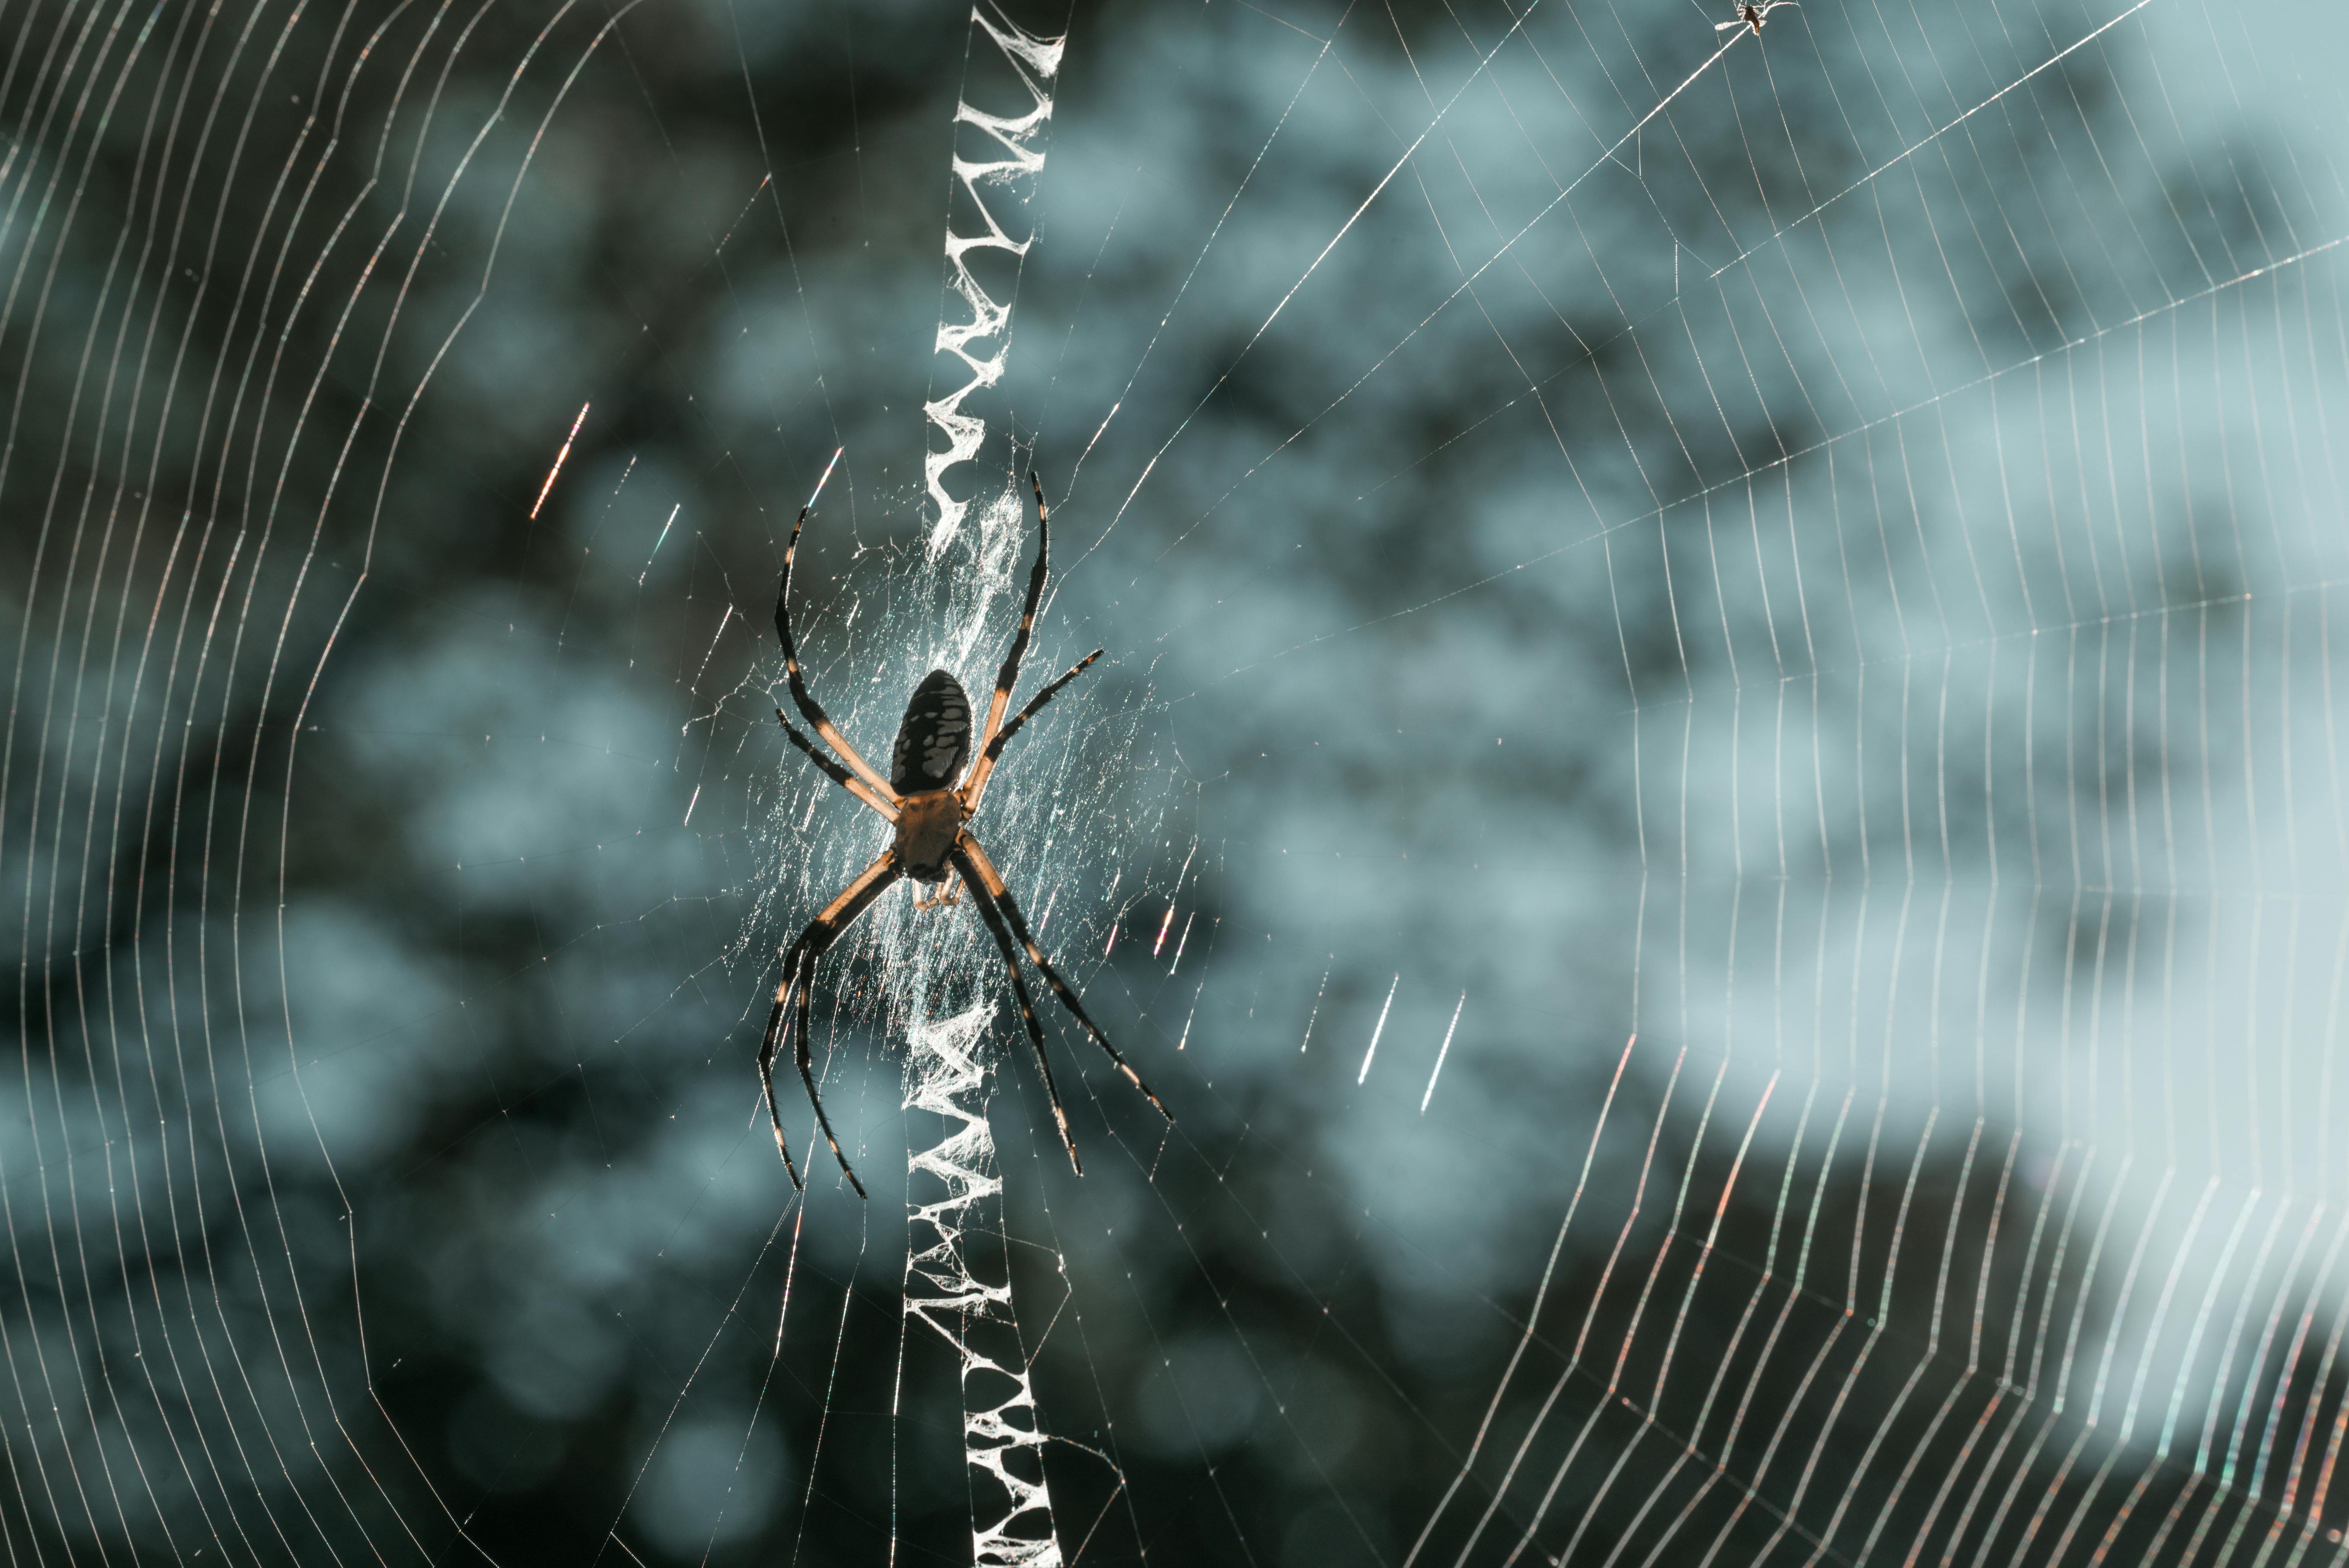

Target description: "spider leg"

left=794, top=954, right=868, bottom=1198
left=961, top=648, right=1103, bottom=812
left=758, top=849, right=900, bottom=1196
left=757, top=971, right=809, bottom=1190
left=975, top=471, right=1055, bottom=759
left=956, top=853, right=1084, bottom=1176
left=777, top=710, right=898, bottom=821
left=955, top=838, right=1174, bottom=1124
left=985, top=649, right=1101, bottom=764
left=775, top=504, right=897, bottom=802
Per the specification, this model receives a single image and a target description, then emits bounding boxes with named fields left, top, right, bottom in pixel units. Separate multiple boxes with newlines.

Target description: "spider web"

left=2, top=0, right=2347, bottom=1563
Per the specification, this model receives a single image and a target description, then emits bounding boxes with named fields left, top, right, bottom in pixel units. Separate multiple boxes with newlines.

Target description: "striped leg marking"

left=958, top=835, right=1173, bottom=1123
left=976, top=471, right=1054, bottom=760
left=759, top=849, right=900, bottom=1197
left=962, top=648, right=1102, bottom=812
left=776, top=503, right=897, bottom=801
left=777, top=710, right=899, bottom=821
left=956, top=851, right=1084, bottom=1176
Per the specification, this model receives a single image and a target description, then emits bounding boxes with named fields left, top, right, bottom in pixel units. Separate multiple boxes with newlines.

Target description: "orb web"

left=3, top=0, right=2346, bottom=1562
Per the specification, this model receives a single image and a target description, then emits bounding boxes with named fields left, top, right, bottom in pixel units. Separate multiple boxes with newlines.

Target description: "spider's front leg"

left=774, top=503, right=898, bottom=804
left=959, top=648, right=1103, bottom=814
left=972, top=472, right=1055, bottom=758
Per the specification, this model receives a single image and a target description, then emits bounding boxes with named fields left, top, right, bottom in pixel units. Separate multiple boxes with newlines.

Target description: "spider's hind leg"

left=958, top=865, right=1084, bottom=1176
left=760, top=849, right=901, bottom=1199
left=793, top=952, right=870, bottom=1199
left=757, top=985, right=806, bottom=1190
left=956, top=839, right=1173, bottom=1124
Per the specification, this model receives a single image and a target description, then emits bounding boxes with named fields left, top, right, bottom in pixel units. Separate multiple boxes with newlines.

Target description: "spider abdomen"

left=891, top=669, right=972, bottom=793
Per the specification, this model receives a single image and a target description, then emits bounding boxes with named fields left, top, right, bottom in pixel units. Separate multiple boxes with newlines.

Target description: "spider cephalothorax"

left=761, top=471, right=1170, bottom=1197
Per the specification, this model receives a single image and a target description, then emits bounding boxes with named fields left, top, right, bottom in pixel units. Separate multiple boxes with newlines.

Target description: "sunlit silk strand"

left=923, top=4, right=1064, bottom=557
left=528, top=401, right=590, bottom=519
left=1420, top=992, right=1466, bottom=1113
left=900, top=7, right=1071, bottom=1565
left=805, top=443, right=843, bottom=512
left=903, top=1006, right=1065, bottom=1567
left=1358, top=974, right=1399, bottom=1085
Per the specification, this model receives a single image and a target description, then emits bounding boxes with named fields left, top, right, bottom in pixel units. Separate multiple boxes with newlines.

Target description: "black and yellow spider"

left=1716, top=1, right=1796, bottom=34
left=760, top=472, right=1172, bottom=1198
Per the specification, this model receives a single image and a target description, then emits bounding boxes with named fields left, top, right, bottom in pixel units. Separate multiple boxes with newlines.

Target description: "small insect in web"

left=1716, top=1, right=1796, bottom=34
left=761, top=468, right=1174, bottom=1198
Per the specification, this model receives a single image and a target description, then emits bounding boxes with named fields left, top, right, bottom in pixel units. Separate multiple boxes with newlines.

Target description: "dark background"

left=3, top=0, right=2347, bottom=1562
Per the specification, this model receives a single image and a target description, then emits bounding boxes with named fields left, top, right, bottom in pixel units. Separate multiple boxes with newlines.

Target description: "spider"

left=760, top=470, right=1173, bottom=1198
left=1716, top=1, right=1796, bottom=34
